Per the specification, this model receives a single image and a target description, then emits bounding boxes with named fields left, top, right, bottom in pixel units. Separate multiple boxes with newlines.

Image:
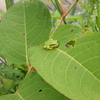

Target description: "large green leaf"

left=0, top=71, right=70, bottom=100
left=29, top=25, right=100, bottom=100
left=0, top=0, right=51, bottom=64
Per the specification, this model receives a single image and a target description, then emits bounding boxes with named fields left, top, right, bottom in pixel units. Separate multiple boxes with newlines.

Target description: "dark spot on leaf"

left=39, top=89, right=42, bottom=92
left=23, top=33, right=26, bottom=35
left=74, top=67, right=77, bottom=69
left=33, top=43, right=36, bottom=45
left=71, top=30, right=74, bottom=32
left=16, top=84, right=18, bottom=87
left=42, top=80, right=44, bottom=82
left=28, top=39, right=30, bottom=40
left=42, top=95, right=45, bottom=97
left=70, top=36, right=72, bottom=38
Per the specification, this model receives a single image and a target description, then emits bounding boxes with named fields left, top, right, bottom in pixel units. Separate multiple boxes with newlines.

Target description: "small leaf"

left=2, top=78, right=13, bottom=90
left=0, top=71, right=70, bottom=100
left=96, top=16, right=100, bottom=29
left=0, top=65, right=24, bottom=79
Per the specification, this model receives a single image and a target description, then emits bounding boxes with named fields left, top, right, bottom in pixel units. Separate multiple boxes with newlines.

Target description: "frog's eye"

left=50, top=44, right=56, bottom=46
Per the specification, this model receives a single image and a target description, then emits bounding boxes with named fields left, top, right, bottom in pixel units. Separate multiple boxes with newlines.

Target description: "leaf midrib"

left=23, top=1, right=28, bottom=65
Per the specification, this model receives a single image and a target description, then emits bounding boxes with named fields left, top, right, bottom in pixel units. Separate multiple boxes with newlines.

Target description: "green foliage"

left=0, top=71, right=69, bottom=100
left=96, top=1, right=100, bottom=30
left=29, top=29, right=100, bottom=99
left=0, top=64, right=24, bottom=79
left=5, top=0, right=14, bottom=10
left=0, top=62, right=25, bottom=95
left=60, top=0, right=100, bottom=32
left=0, top=0, right=51, bottom=64
left=0, top=0, right=100, bottom=100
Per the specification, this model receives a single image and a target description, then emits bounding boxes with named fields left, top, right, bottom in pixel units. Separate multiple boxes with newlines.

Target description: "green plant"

left=0, top=0, right=100, bottom=100
left=5, top=0, right=14, bottom=10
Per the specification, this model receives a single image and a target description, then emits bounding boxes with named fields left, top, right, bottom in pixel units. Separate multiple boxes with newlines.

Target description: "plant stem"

left=5, top=0, right=14, bottom=10
left=54, top=0, right=62, bottom=15
left=54, top=0, right=67, bottom=24
left=49, top=0, right=78, bottom=39
left=51, top=0, right=56, bottom=8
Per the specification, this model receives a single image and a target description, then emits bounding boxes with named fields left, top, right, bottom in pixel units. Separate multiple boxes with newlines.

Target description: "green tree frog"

left=42, top=39, right=58, bottom=50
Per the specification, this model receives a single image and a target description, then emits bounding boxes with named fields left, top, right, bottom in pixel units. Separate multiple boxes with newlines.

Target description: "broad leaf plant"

left=0, top=0, right=100, bottom=100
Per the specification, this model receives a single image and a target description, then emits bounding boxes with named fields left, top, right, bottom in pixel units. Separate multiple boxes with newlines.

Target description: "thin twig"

left=49, top=0, right=79, bottom=39
left=51, top=0, right=56, bottom=8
